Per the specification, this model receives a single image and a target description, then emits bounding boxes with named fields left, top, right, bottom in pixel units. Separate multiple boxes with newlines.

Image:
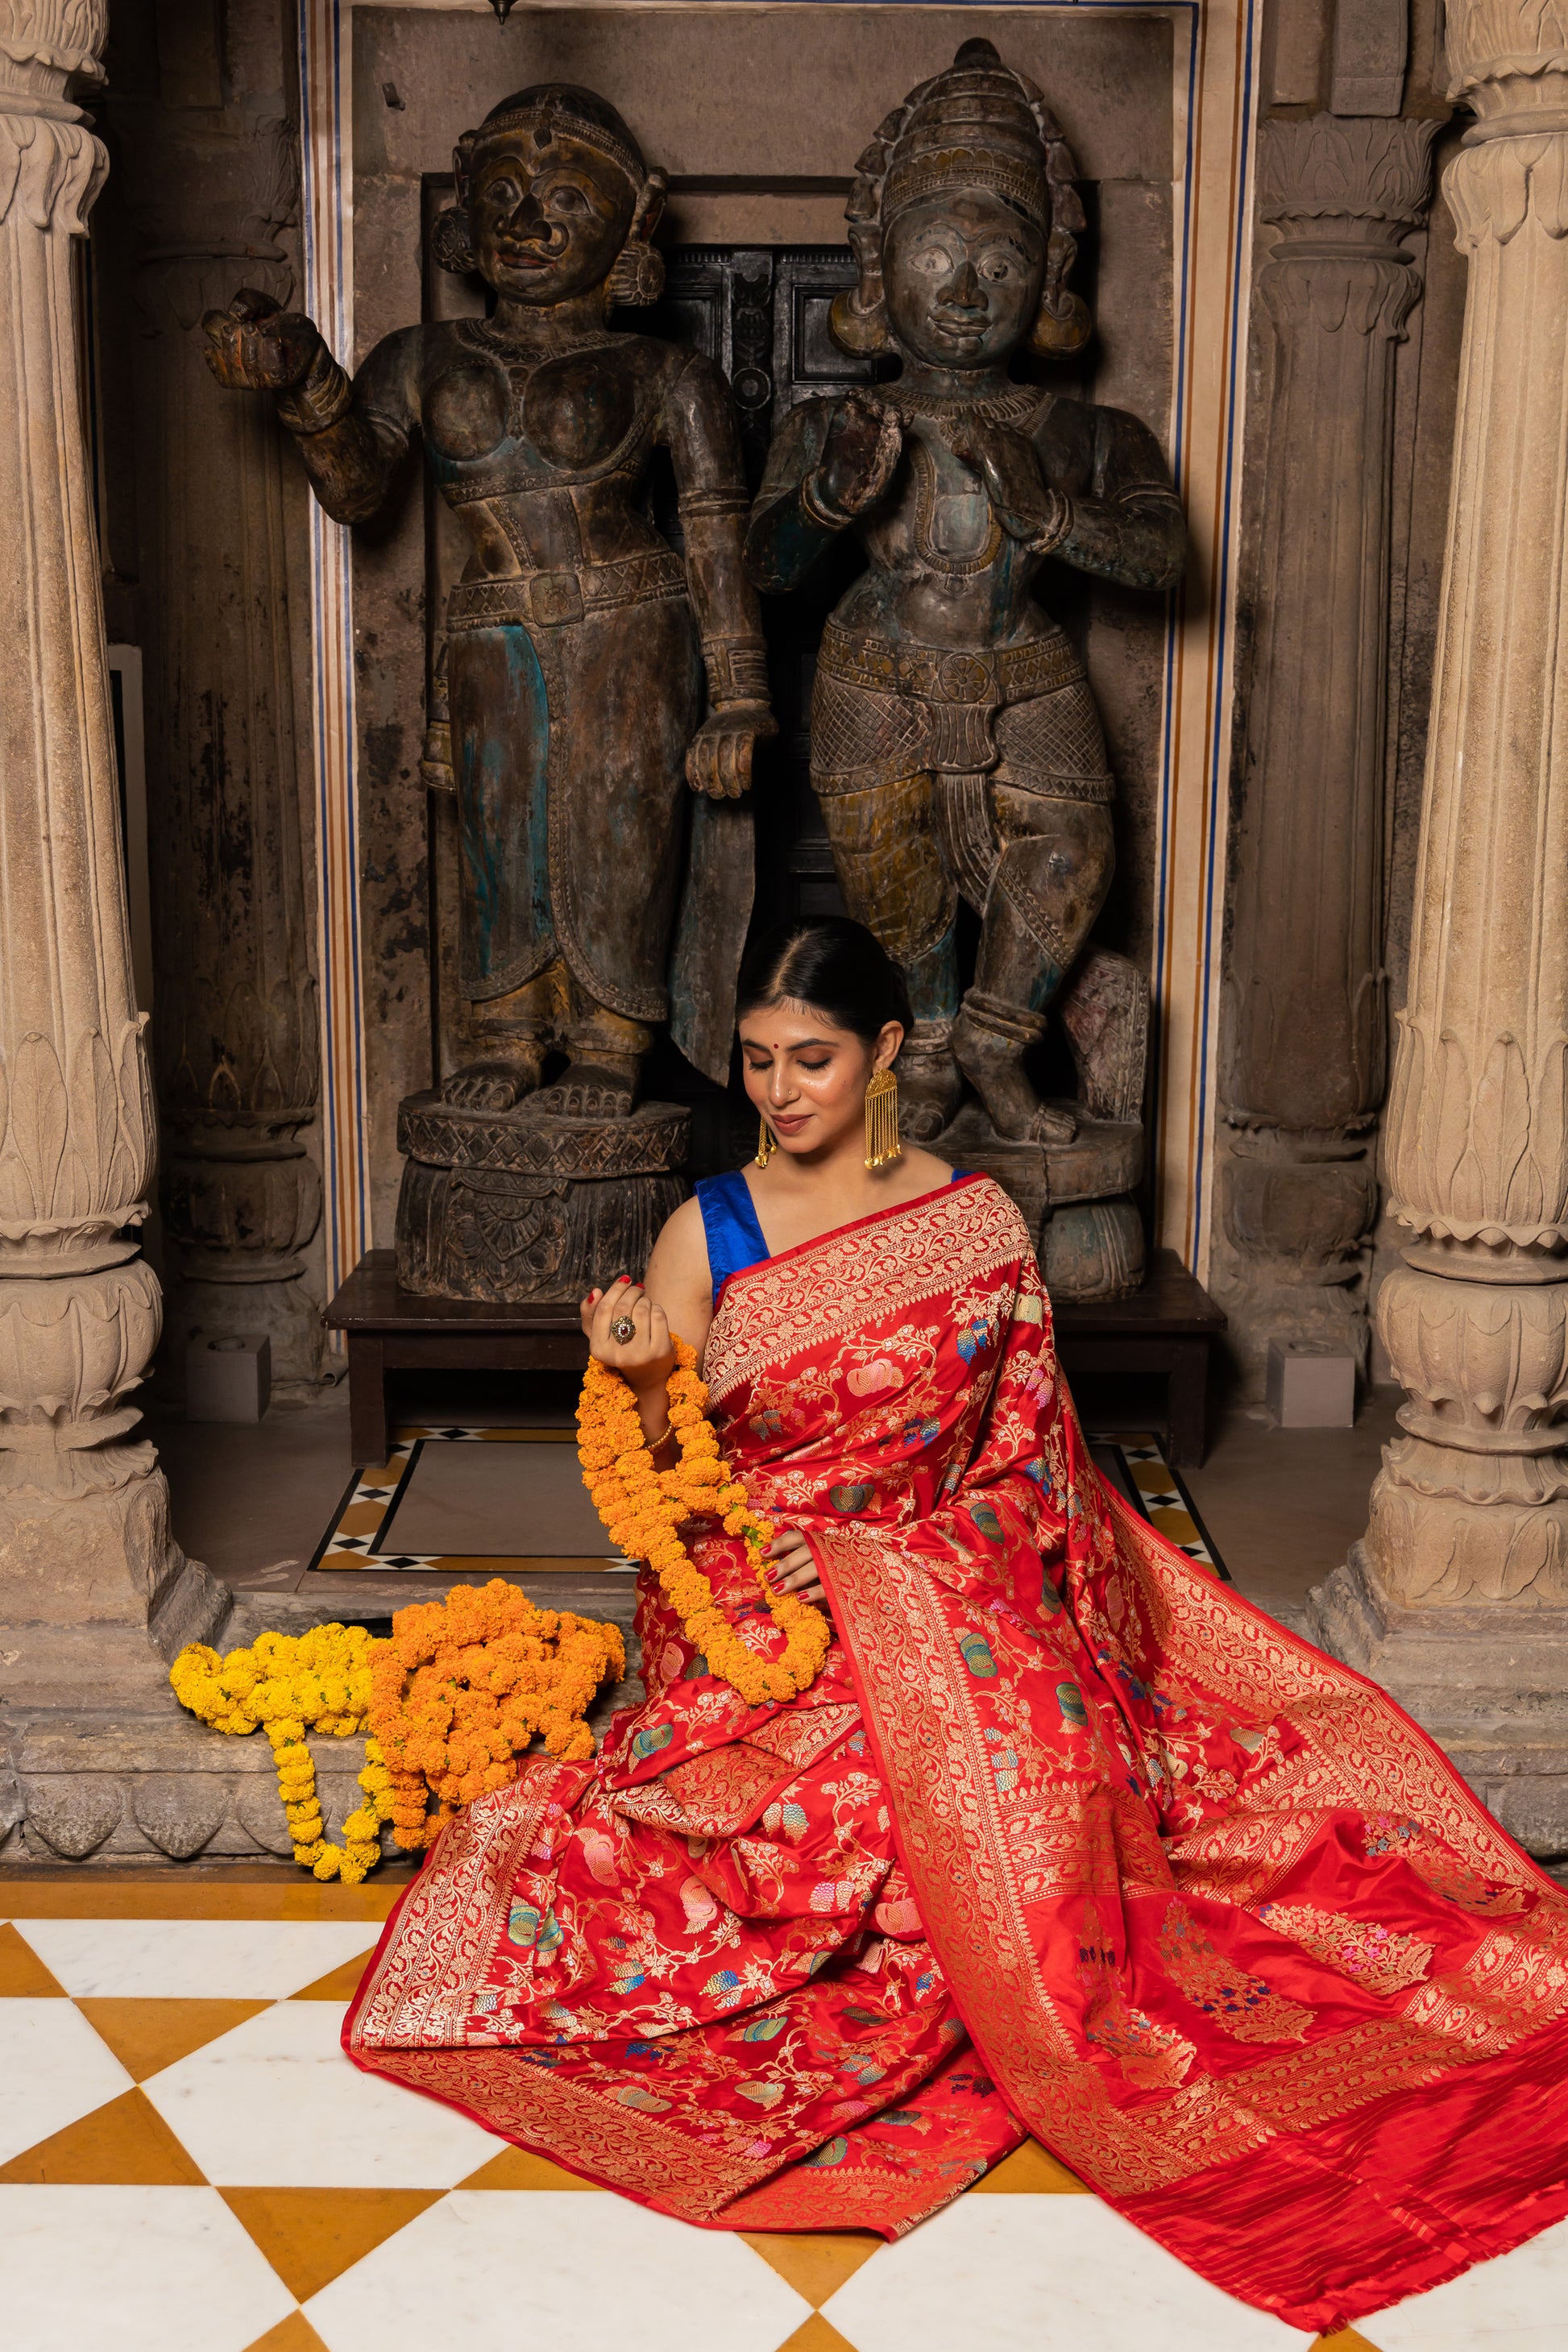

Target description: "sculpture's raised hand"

left=201, top=288, right=324, bottom=395
left=685, top=702, right=778, bottom=799
left=807, top=394, right=902, bottom=524
left=949, top=418, right=1071, bottom=554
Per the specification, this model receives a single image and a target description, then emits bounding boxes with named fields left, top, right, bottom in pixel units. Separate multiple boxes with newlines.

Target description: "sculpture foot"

left=1027, top=1101, right=1079, bottom=1147
left=898, top=1070, right=963, bottom=1144
left=533, top=1060, right=637, bottom=1120
left=897, top=1023, right=964, bottom=1144
left=952, top=1010, right=1077, bottom=1146
left=440, top=1054, right=543, bottom=1110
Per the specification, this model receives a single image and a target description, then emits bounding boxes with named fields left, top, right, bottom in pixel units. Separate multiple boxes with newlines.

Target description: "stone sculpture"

left=746, top=39, right=1184, bottom=1294
left=204, top=82, right=774, bottom=1300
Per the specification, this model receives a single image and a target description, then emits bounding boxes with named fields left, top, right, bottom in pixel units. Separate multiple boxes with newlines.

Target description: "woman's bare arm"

left=643, top=1195, right=715, bottom=1363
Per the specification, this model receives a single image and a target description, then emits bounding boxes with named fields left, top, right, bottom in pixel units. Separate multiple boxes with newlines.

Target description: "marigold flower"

left=576, top=1338, right=828, bottom=1707
left=170, top=1588, right=621, bottom=1876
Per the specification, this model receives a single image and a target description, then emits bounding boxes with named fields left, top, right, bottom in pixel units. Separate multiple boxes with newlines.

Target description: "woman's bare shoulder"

left=901, top=1144, right=954, bottom=1191
left=645, top=1193, right=714, bottom=1353
left=650, top=1191, right=709, bottom=1271
left=646, top=1194, right=712, bottom=1303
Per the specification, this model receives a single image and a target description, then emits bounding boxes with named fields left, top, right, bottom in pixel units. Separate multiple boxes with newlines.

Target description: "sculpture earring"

left=755, top=1118, right=776, bottom=1168
left=863, top=1068, right=901, bottom=1169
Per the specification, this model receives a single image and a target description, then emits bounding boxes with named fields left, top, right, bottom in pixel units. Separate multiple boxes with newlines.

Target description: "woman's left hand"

left=766, top=1528, right=830, bottom=1615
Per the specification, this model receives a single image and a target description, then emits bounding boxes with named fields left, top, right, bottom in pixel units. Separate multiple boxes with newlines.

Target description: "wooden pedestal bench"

left=328, top=1244, right=1226, bottom=1471
left=1052, top=1247, right=1226, bottom=1467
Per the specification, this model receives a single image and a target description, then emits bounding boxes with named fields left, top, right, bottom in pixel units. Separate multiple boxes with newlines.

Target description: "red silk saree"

left=346, top=1176, right=1568, bottom=2332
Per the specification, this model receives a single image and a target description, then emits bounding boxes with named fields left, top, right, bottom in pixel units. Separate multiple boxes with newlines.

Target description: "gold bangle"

left=645, top=1419, right=675, bottom=1453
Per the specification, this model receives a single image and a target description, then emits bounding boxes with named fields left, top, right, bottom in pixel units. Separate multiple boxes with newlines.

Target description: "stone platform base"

left=1307, top=1542, right=1568, bottom=1860
left=396, top=1093, right=688, bottom=1305
left=936, top=1098, right=1145, bottom=1300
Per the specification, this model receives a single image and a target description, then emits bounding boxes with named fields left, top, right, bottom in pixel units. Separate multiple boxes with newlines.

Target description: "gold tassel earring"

left=754, top=1118, right=776, bottom=1168
left=863, top=1067, right=901, bottom=1169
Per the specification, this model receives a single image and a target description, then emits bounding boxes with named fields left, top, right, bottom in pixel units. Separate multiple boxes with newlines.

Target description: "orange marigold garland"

left=366, top=1578, right=625, bottom=1852
left=576, top=1337, right=831, bottom=1706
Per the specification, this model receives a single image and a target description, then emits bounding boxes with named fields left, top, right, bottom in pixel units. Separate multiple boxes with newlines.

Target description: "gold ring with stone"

left=610, top=1315, right=637, bottom=1343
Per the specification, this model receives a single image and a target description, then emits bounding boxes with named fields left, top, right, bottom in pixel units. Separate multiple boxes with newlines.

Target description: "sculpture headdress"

left=832, top=38, right=1089, bottom=359
left=434, top=83, right=667, bottom=307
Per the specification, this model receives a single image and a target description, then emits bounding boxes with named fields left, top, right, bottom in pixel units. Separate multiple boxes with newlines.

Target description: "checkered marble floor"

left=2, top=1881, right=1562, bottom=2351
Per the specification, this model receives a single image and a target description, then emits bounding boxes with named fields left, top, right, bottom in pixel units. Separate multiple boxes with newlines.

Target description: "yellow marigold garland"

left=367, top=1578, right=625, bottom=1852
left=170, top=1584, right=624, bottom=1873
left=168, top=1625, right=389, bottom=1883
left=577, top=1337, right=831, bottom=1706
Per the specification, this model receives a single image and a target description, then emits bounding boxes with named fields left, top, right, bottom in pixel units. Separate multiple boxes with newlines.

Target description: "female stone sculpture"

left=205, top=83, right=774, bottom=1116
left=746, top=39, right=1184, bottom=1143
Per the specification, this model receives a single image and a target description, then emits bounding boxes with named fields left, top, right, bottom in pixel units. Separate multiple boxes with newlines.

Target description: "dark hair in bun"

left=736, top=916, right=914, bottom=1047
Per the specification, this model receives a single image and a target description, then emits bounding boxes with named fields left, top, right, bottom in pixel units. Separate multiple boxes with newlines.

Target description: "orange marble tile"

left=0, top=1919, right=67, bottom=1994
left=76, top=1996, right=272, bottom=2080
left=0, top=1873, right=414, bottom=1920
left=290, top=1950, right=377, bottom=2001
left=222, top=2187, right=444, bottom=2304
left=1147, top=1508, right=1201, bottom=1544
left=242, top=2314, right=332, bottom=2352
left=458, top=2144, right=604, bottom=2189
left=0, top=2085, right=206, bottom=2184
left=742, top=2230, right=882, bottom=2307
left=774, top=2317, right=861, bottom=2352
left=972, top=2137, right=1086, bottom=2192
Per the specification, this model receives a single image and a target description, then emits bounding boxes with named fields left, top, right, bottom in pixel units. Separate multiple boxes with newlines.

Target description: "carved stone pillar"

left=1218, top=114, right=1437, bottom=1391
left=1312, top=5, right=1568, bottom=1858
left=0, top=1, right=227, bottom=1715
left=118, top=52, right=322, bottom=1393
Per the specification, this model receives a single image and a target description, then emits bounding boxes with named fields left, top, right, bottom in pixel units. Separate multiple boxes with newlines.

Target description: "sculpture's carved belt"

left=812, top=621, right=1114, bottom=803
left=447, top=550, right=688, bottom=633
left=816, top=620, right=1085, bottom=704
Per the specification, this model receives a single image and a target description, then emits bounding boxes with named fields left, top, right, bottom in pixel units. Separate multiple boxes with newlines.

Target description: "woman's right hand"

left=581, top=1276, right=677, bottom=1397
left=202, top=288, right=324, bottom=393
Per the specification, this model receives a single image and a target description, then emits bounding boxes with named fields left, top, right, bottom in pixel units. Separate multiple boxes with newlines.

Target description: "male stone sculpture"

left=746, top=39, right=1184, bottom=1146
left=205, top=82, right=774, bottom=1121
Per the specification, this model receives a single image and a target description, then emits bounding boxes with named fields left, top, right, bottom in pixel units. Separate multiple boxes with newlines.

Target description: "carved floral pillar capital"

left=0, top=1, right=104, bottom=239
left=0, top=0, right=106, bottom=93
left=1260, top=111, right=1440, bottom=234
left=1443, top=0, right=1568, bottom=104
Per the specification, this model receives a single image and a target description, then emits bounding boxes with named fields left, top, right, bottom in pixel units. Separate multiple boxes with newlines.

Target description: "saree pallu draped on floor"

left=346, top=1177, right=1568, bottom=2332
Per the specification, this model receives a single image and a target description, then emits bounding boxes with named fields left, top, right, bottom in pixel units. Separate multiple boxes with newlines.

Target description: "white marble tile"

left=1360, top=2213, right=1568, bottom=2350
left=0, top=1997, right=134, bottom=2167
left=15, top=1917, right=379, bottom=1999
left=0, top=2184, right=295, bottom=2352
left=305, top=2189, right=811, bottom=2352
left=821, top=2194, right=1311, bottom=2352
left=142, top=1998, right=506, bottom=2187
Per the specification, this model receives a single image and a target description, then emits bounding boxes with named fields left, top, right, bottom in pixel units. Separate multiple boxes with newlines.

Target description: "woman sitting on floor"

left=347, top=917, right=1568, bottom=2336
